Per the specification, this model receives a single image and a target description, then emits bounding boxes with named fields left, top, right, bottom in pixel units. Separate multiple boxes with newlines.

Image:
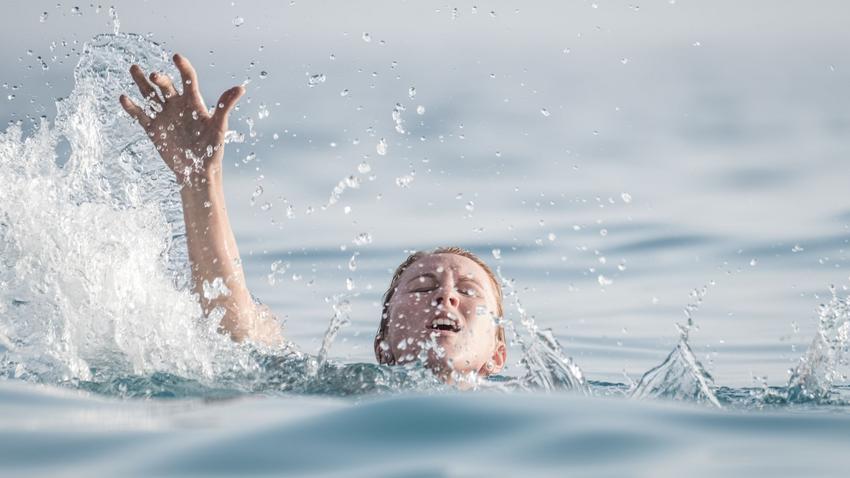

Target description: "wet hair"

left=374, top=246, right=506, bottom=366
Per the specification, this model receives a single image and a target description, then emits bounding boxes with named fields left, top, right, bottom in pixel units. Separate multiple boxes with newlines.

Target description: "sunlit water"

left=3, top=2, right=850, bottom=476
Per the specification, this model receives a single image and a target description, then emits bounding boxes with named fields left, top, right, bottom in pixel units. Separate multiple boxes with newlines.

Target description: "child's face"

left=385, top=253, right=506, bottom=378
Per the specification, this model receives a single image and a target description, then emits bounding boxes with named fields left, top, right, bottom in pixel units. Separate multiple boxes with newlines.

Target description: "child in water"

left=119, top=54, right=507, bottom=383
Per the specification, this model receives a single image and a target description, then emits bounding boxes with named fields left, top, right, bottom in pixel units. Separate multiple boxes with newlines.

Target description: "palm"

left=120, top=54, right=244, bottom=180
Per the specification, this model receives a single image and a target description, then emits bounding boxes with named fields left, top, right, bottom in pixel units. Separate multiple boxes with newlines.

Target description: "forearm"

left=180, top=169, right=263, bottom=342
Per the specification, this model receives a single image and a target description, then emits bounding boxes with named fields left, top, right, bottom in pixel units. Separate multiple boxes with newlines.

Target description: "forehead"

left=402, top=253, right=490, bottom=282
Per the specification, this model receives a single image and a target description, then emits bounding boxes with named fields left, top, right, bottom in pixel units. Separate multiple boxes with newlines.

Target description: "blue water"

left=2, top=1, right=850, bottom=476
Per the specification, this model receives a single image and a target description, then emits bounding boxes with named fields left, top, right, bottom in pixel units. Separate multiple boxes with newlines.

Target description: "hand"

left=119, top=54, right=244, bottom=183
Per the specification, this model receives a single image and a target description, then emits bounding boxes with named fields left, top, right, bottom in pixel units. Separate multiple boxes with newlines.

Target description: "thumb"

left=211, top=85, right=245, bottom=129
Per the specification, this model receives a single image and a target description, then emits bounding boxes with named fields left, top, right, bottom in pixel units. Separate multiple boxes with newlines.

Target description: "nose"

left=435, top=288, right=459, bottom=308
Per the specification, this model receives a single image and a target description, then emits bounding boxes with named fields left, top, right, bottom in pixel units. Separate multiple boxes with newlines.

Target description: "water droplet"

left=259, top=70, right=269, bottom=79
left=348, top=252, right=359, bottom=271
left=233, top=16, right=245, bottom=27
left=307, top=73, right=326, bottom=87
left=376, top=138, right=388, bottom=156
left=416, top=105, right=426, bottom=115
left=260, top=202, right=272, bottom=211
left=465, top=201, right=475, bottom=212
left=250, top=185, right=264, bottom=204
left=618, top=260, right=627, bottom=271
left=340, top=89, right=350, bottom=97
left=489, top=10, right=497, bottom=17
left=600, top=229, right=608, bottom=237
left=540, top=108, right=551, bottom=117
left=243, top=152, right=256, bottom=163
left=620, top=58, right=629, bottom=65
left=495, top=151, right=501, bottom=157
left=357, top=161, right=371, bottom=174
left=598, top=275, right=613, bottom=286
left=70, top=6, right=82, bottom=16
left=39, top=12, right=48, bottom=22
left=395, top=174, right=414, bottom=188
left=346, top=278, right=355, bottom=291
left=353, top=232, right=373, bottom=246
left=491, top=249, right=502, bottom=260
left=548, top=232, right=556, bottom=241
left=191, top=110, right=199, bottom=120
left=749, top=258, right=758, bottom=267
left=408, top=86, right=416, bottom=98
left=329, top=53, right=336, bottom=60
left=620, top=192, right=632, bottom=203
left=792, top=244, right=804, bottom=253
left=362, top=32, right=372, bottom=43
left=258, top=104, right=270, bottom=120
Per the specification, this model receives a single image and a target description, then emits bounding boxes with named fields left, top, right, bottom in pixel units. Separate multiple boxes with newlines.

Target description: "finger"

left=211, top=86, right=245, bottom=129
left=119, top=94, right=151, bottom=127
left=130, top=64, right=159, bottom=102
left=173, top=53, right=199, bottom=96
left=149, top=71, right=178, bottom=100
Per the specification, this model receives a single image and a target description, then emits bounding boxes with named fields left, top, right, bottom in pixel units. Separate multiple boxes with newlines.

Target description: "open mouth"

left=430, top=315, right=461, bottom=333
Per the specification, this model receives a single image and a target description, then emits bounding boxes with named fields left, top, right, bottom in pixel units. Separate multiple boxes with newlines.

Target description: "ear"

left=481, top=337, right=507, bottom=375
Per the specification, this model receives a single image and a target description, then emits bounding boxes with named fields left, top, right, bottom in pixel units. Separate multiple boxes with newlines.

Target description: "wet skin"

left=384, top=253, right=507, bottom=380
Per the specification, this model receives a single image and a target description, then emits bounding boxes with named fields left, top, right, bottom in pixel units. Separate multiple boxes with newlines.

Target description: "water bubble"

left=260, top=202, right=272, bottom=211
left=39, top=11, right=48, bottom=22
left=600, top=229, right=608, bottom=237
left=491, top=248, right=502, bottom=260
left=408, top=86, right=416, bottom=99
left=340, top=89, right=350, bottom=97
left=749, top=258, right=758, bottom=267
left=243, top=152, right=256, bottom=163
left=286, top=204, right=296, bottom=219
left=357, top=161, right=371, bottom=174
left=233, top=16, right=245, bottom=27
left=353, top=232, right=373, bottom=246
left=416, top=105, right=425, bottom=115
left=792, top=244, right=804, bottom=253
left=548, top=232, right=556, bottom=241
left=376, top=138, right=388, bottom=155
left=348, top=252, right=359, bottom=271
left=191, top=110, right=199, bottom=120
left=362, top=32, right=372, bottom=43
left=70, top=6, right=82, bottom=15
left=346, top=278, right=355, bottom=291
left=621, top=192, right=632, bottom=203
left=307, top=73, right=326, bottom=87
left=465, top=201, right=475, bottom=212
left=540, top=108, right=551, bottom=117
left=259, top=70, right=269, bottom=79
left=597, top=275, right=613, bottom=286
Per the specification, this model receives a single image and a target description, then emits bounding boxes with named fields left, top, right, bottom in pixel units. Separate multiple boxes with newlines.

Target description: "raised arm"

left=120, top=54, right=281, bottom=346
